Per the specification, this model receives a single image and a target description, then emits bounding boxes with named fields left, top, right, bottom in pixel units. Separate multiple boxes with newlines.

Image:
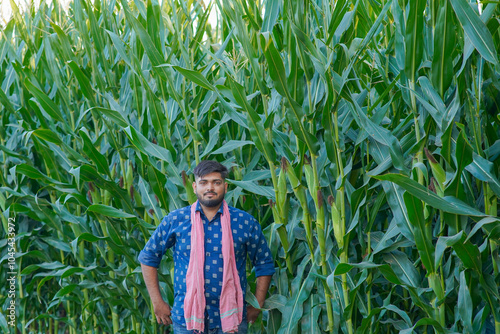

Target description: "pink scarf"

left=184, top=200, right=243, bottom=333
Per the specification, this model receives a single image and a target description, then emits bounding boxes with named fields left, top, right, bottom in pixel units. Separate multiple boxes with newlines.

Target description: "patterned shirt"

left=138, top=202, right=275, bottom=329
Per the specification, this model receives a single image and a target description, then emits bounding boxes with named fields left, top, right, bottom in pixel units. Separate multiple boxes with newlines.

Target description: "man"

left=139, top=160, right=275, bottom=334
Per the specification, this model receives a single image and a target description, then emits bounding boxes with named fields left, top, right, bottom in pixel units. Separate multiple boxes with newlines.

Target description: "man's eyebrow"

left=198, top=178, right=223, bottom=182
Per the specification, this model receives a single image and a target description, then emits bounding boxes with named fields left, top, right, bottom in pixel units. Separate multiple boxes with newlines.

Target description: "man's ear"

left=192, top=181, right=197, bottom=192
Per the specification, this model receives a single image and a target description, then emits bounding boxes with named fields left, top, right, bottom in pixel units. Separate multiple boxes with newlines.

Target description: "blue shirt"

left=138, top=202, right=275, bottom=329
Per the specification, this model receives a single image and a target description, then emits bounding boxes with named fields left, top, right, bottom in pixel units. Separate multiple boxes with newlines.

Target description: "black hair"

left=193, top=160, right=229, bottom=179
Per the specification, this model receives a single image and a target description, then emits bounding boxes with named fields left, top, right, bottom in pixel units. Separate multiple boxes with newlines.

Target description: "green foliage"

left=1, top=0, right=500, bottom=333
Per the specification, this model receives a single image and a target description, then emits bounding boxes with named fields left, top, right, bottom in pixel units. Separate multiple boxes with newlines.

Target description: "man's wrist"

left=152, top=297, right=166, bottom=306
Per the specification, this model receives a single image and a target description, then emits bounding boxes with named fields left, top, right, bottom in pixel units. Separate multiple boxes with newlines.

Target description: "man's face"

left=192, top=172, right=228, bottom=208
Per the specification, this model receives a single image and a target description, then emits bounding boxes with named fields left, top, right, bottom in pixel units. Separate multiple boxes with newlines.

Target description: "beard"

left=196, top=190, right=225, bottom=208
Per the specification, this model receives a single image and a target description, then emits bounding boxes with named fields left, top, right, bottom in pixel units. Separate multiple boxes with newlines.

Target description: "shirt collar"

left=195, top=200, right=226, bottom=217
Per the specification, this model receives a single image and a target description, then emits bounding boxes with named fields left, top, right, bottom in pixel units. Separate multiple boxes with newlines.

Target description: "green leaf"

left=263, top=294, right=287, bottom=312
left=171, top=66, right=215, bottom=91
left=227, top=179, right=276, bottom=199
left=261, top=0, right=281, bottom=33
left=24, top=79, right=66, bottom=124
left=404, top=193, right=435, bottom=273
left=86, top=204, right=135, bottom=219
left=449, top=0, right=498, bottom=64
left=432, top=0, right=455, bottom=97
left=0, top=313, right=8, bottom=333
left=290, top=21, right=318, bottom=79
left=60, top=266, right=90, bottom=279
left=31, top=129, right=62, bottom=145
left=434, top=231, right=481, bottom=272
left=466, top=217, right=500, bottom=241
left=418, top=76, right=446, bottom=126
left=44, top=237, right=72, bottom=252
left=260, top=34, right=319, bottom=155
left=147, top=165, right=170, bottom=212
left=120, top=0, right=169, bottom=81
left=278, top=257, right=314, bottom=334
left=69, top=165, right=133, bottom=212
left=301, top=296, right=321, bottom=334
left=435, top=232, right=463, bottom=269
left=446, top=130, right=473, bottom=198
left=401, top=318, right=446, bottom=334
left=13, top=164, right=61, bottom=184
left=143, top=88, right=176, bottom=159
left=466, top=153, right=500, bottom=198
left=228, top=79, right=276, bottom=162
left=405, top=0, right=425, bottom=81
left=21, top=262, right=65, bottom=276
left=138, top=176, right=162, bottom=222
left=383, top=251, right=420, bottom=287
left=378, top=264, right=404, bottom=285
left=106, top=220, right=124, bottom=246
left=67, top=60, right=96, bottom=105
left=350, top=99, right=404, bottom=170
left=374, top=174, right=487, bottom=216
left=451, top=233, right=481, bottom=272
left=333, top=261, right=383, bottom=276
left=123, top=126, right=176, bottom=166
left=53, top=284, right=79, bottom=298
left=223, top=0, right=268, bottom=96
left=326, top=2, right=351, bottom=45
left=70, top=233, right=107, bottom=255
left=385, top=304, right=412, bottom=327
left=210, top=140, right=254, bottom=155
left=458, top=271, right=474, bottom=332
left=79, top=130, right=111, bottom=178
left=0, top=87, right=15, bottom=113
left=105, top=29, right=134, bottom=70
left=87, top=107, right=129, bottom=128
left=380, top=181, right=414, bottom=243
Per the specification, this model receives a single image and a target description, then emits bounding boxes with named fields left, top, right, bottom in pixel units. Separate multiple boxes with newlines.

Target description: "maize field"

left=0, top=0, right=499, bottom=333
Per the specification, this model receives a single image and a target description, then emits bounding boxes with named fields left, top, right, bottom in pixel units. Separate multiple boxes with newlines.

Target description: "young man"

left=139, top=160, right=275, bottom=333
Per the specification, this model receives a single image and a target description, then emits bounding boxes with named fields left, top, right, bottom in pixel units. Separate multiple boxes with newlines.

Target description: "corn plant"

left=1, top=0, right=499, bottom=333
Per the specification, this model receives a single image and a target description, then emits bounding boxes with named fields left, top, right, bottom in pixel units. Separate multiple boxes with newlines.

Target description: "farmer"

left=139, top=160, right=275, bottom=333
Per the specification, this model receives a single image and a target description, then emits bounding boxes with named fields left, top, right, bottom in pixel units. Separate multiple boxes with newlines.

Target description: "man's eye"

left=199, top=181, right=207, bottom=185
left=215, top=181, right=222, bottom=185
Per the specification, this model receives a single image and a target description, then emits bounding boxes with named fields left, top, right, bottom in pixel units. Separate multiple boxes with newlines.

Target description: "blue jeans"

left=172, top=319, right=248, bottom=334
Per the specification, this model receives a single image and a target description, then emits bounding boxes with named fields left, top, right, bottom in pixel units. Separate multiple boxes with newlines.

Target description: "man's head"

left=192, top=160, right=228, bottom=208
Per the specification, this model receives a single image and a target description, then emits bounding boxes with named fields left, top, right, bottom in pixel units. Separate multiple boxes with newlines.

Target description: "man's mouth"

left=205, top=192, right=217, bottom=196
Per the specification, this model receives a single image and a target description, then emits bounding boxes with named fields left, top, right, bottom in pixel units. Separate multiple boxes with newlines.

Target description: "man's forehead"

left=195, top=172, right=224, bottom=181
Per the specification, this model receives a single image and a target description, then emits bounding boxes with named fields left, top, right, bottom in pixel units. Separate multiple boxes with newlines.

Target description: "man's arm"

left=141, top=263, right=172, bottom=325
left=246, top=216, right=275, bottom=324
left=254, top=275, right=272, bottom=306
left=247, top=275, right=272, bottom=323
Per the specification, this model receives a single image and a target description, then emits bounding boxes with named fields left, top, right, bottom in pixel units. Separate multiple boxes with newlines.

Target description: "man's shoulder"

left=228, top=206, right=257, bottom=223
left=164, top=205, right=192, bottom=221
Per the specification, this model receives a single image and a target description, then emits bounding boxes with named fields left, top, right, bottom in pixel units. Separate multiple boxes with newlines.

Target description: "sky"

left=1, top=0, right=72, bottom=25
left=0, top=0, right=217, bottom=27
left=1, top=1, right=64, bottom=23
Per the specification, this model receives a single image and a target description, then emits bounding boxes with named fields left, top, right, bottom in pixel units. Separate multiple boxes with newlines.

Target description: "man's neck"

left=200, top=202, right=223, bottom=221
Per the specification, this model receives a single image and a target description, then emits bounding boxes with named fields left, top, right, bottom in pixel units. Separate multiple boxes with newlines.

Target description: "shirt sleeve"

left=247, top=217, right=275, bottom=277
left=138, top=215, right=176, bottom=268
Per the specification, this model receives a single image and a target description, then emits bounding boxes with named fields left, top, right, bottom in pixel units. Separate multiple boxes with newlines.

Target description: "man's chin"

left=198, top=198, right=224, bottom=208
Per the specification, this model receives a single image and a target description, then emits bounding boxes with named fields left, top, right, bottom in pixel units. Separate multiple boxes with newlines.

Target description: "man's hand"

left=141, top=264, right=172, bottom=326
left=153, top=299, right=172, bottom=325
left=247, top=275, right=272, bottom=324
left=246, top=305, right=261, bottom=324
